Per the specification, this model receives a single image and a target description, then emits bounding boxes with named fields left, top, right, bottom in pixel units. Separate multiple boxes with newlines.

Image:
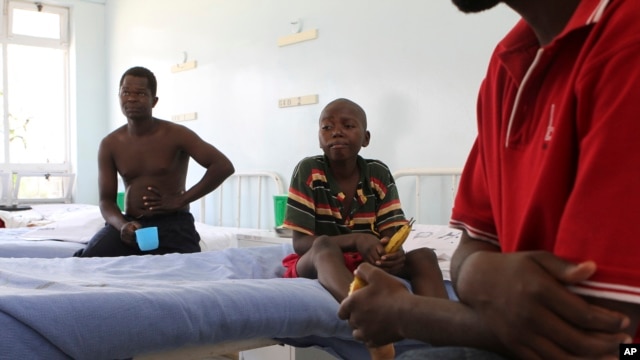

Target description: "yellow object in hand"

left=348, top=274, right=396, bottom=360
left=349, top=218, right=415, bottom=295
left=346, top=219, right=414, bottom=360
left=383, top=218, right=415, bottom=254
left=348, top=273, right=396, bottom=360
left=349, top=275, right=367, bottom=294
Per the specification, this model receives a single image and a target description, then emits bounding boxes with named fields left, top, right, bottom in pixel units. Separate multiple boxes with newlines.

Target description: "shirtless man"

left=74, top=66, right=234, bottom=257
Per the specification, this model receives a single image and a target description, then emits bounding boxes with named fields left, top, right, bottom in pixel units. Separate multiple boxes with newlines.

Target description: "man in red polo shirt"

left=339, top=0, right=640, bottom=358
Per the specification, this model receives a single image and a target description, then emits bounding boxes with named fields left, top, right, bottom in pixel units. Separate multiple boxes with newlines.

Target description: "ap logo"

left=621, top=344, right=640, bottom=358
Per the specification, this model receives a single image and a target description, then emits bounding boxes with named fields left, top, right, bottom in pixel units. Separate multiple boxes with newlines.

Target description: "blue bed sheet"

left=0, top=244, right=433, bottom=359
left=0, top=227, right=83, bottom=258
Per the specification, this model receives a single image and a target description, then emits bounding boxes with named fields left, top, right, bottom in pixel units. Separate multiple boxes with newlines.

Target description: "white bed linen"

left=18, top=205, right=104, bottom=243
left=0, top=203, right=99, bottom=228
left=0, top=204, right=238, bottom=258
left=403, top=224, right=462, bottom=281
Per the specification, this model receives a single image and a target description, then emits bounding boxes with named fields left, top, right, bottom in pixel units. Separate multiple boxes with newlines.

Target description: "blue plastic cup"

left=135, top=226, right=159, bottom=251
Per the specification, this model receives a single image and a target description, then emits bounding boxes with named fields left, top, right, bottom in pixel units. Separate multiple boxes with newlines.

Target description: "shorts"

left=282, top=251, right=363, bottom=278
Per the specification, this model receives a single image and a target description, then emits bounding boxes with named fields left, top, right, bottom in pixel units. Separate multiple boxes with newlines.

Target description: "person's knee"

left=309, top=235, right=343, bottom=263
left=311, top=235, right=336, bottom=251
left=406, top=247, right=441, bottom=276
left=407, top=247, right=438, bottom=263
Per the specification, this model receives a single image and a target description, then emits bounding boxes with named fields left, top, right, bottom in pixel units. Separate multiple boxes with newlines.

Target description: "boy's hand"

left=456, top=251, right=631, bottom=359
left=376, top=236, right=405, bottom=274
left=355, top=234, right=385, bottom=265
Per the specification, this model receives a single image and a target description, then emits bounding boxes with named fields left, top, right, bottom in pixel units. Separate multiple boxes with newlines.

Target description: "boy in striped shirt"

left=281, top=98, right=447, bottom=302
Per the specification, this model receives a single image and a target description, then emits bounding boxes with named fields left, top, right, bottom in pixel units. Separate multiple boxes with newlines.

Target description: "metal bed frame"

left=392, top=168, right=463, bottom=225
left=198, top=171, right=286, bottom=229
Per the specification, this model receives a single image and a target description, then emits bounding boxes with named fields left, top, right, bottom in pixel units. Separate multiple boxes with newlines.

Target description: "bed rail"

left=197, top=171, right=286, bottom=229
left=392, top=168, right=462, bottom=225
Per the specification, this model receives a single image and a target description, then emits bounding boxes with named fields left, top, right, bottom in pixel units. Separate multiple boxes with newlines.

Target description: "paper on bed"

left=403, top=224, right=461, bottom=281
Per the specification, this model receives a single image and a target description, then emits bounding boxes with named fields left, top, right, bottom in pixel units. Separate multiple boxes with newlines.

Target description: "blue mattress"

left=0, top=227, right=83, bottom=258
left=0, top=243, right=433, bottom=359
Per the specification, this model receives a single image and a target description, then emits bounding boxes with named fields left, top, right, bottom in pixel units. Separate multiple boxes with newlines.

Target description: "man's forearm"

left=450, top=231, right=500, bottom=294
left=397, top=295, right=506, bottom=354
left=100, top=200, right=127, bottom=230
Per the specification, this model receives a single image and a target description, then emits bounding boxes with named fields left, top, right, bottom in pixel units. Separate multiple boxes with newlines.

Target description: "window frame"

left=0, top=0, right=72, bottom=204
left=6, top=1, right=69, bottom=47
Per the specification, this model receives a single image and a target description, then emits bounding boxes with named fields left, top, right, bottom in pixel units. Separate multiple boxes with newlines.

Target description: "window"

left=0, top=1, right=71, bottom=204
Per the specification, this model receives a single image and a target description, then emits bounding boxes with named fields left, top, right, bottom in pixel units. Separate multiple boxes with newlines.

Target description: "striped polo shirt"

left=283, top=155, right=407, bottom=236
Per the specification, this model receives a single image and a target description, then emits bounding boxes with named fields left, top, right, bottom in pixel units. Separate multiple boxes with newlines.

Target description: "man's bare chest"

left=114, top=141, right=186, bottom=179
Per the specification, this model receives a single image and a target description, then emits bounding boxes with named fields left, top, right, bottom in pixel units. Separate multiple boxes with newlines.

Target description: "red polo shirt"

left=450, top=0, right=640, bottom=337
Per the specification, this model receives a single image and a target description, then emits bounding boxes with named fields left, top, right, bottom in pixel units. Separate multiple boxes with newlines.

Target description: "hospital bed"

left=0, top=171, right=286, bottom=258
left=0, top=170, right=103, bottom=257
left=0, top=202, right=238, bottom=258
left=0, top=168, right=463, bottom=359
left=392, top=167, right=462, bottom=225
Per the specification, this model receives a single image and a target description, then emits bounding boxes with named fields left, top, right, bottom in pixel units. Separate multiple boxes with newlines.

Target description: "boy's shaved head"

left=321, top=98, right=367, bottom=129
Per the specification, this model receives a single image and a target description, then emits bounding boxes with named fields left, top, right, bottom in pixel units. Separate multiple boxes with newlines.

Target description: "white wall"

left=99, top=0, right=519, bottom=207
left=66, top=0, right=107, bottom=205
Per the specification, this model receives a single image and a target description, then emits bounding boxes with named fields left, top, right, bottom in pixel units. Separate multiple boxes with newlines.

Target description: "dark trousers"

left=398, top=347, right=506, bottom=360
left=74, top=212, right=201, bottom=257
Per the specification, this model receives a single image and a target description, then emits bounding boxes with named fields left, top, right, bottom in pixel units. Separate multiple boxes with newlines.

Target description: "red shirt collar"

left=499, top=0, right=610, bottom=52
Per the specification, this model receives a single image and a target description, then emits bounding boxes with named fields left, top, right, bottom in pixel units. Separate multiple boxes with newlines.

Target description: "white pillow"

left=195, top=222, right=237, bottom=251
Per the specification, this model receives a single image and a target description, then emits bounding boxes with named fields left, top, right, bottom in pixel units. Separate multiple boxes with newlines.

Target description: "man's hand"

left=338, top=263, right=411, bottom=347
left=456, top=251, right=631, bottom=359
left=142, top=187, right=185, bottom=212
left=119, top=221, right=142, bottom=247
